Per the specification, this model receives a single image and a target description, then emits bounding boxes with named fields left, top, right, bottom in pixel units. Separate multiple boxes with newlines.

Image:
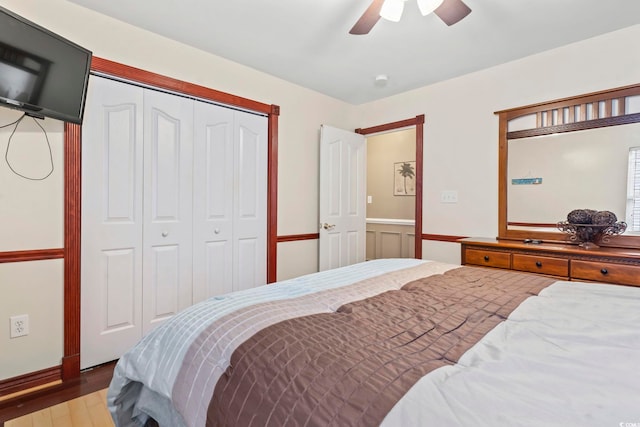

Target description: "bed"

left=107, top=259, right=640, bottom=426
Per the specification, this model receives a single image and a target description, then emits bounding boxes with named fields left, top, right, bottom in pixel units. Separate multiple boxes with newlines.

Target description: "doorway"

left=365, top=128, right=416, bottom=260
left=318, top=115, right=423, bottom=270
left=356, top=114, right=424, bottom=260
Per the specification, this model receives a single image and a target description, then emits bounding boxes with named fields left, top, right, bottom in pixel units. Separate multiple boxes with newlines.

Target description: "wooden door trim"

left=61, top=56, right=279, bottom=381
left=356, top=115, right=424, bottom=259
left=62, top=122, right=82, bottom=380
left=90, top=58, right=273, bottom=115
left=267, top=105, right=280, bottom=283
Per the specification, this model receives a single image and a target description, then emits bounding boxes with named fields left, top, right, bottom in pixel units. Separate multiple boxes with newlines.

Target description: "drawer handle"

left=600, top=268, right=608, bottom=275
left=484, top=255, right=490, bottom=262
left=535, top=261, right=542, bottom=268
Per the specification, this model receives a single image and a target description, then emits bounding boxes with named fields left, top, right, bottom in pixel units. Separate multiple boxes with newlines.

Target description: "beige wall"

left=356, top=24, right=640, bottom=265
left=0, top=107, right=65, bottom=380
left=1, top=0, right=639, bottom=380
left=0, top=109, right=64, bottom=251
left=0, top=0, right=358, bottom=272
left=366, top=129, right=415, bottom=220
left=0, top=0, right=357, bottom=380
left=0, top=260, right=64, bottom=379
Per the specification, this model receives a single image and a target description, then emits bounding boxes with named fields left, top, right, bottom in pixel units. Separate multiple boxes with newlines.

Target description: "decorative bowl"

left=557, top=221, right=627, bottom=249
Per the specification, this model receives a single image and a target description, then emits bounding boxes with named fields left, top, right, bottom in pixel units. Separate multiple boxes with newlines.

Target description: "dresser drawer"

left=464, top=248, right=511, bottom=269
left=512, top=254, right=569, bottom=277
left=571, top=260, right=640, bottom=287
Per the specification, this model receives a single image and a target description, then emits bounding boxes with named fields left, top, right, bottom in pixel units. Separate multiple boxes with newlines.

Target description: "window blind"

left=627, top=147, right=640, bottom=232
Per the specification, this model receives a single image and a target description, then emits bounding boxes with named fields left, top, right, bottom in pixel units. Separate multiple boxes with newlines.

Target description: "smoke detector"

left=374, top=74, right=389, bottom=87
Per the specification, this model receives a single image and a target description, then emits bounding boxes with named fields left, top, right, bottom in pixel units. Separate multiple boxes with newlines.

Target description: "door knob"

left=161, top=231, right=169, bottom=237
left=321, top=223, right=336, bottom=230
left=214, top=228, right=220, bottom=234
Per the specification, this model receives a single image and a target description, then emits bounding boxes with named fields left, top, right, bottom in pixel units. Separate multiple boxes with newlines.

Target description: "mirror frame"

left=496, top=83, right=640, bottom=248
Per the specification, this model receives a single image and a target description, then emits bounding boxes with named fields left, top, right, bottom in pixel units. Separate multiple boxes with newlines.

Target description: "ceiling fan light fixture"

left=380, top=0, right=406, bottom=22
left=350, top=0, right=471, bottom=35
left=416, top=0, right=444, bottom=16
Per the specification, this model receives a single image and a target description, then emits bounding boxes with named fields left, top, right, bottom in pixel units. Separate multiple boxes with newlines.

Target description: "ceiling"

left=68, top=0, right=640, bottom=105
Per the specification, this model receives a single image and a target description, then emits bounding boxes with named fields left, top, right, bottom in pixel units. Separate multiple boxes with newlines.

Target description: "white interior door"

left=142, top=89, right=194, bottom=334
left=318, top=125, right=366, bottom=271
left=81, top=76, right=144, bottom=369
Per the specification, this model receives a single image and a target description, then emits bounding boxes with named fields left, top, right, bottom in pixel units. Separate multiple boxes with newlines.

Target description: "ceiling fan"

left=350, top=0, right=471, bottom=35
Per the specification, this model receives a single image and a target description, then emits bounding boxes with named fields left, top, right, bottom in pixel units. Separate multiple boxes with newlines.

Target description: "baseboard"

left=0, top=366, right=61, bottom=399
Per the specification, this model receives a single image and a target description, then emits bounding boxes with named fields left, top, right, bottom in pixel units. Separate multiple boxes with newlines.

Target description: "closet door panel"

left=103, top=249, right=137, bottom=326
left=153, top=113, right=181, bottom=219
left=234, top=113, right=268, bottom=291
left=193, top=102, right=235, bottom=301
left=150, top=245, right=180, bottom=318
left=237, top=238, right=259, bottom=291
left=143, top=90, right=194, bottom=333
left=81, top=76, right=144, bottom=369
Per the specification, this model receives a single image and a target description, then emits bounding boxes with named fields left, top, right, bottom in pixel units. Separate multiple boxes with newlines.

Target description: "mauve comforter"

left=108, top=259, right=640, bottom=427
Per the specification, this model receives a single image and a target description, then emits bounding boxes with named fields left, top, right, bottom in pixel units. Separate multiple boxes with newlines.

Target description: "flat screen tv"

left=0, top=6, right=92, bottom=124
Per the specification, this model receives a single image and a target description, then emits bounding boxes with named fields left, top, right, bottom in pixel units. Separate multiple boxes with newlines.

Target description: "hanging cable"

left=3, top=113, right=55, bottom=181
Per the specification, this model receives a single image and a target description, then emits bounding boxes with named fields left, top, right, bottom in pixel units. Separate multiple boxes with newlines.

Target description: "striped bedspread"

left=206, top=266, right=554, bottom=426
left=107, top=259, right=640, bottom=426
left=108, top=259, right=445, bottom=427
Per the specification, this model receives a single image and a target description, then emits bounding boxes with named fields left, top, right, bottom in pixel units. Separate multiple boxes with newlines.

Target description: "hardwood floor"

left=4, top=389, right=113, bottom=427
left=0, top=362, right=115, bottom=426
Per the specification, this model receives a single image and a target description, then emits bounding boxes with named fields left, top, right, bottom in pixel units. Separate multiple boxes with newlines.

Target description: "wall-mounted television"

left=0, top=6, right=92, bottom=124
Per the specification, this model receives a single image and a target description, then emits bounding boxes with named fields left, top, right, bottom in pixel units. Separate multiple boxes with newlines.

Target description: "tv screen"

left=0, top=6, right=92, bottom=124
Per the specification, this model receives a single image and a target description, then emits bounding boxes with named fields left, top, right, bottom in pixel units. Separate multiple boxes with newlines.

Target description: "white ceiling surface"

left=68, top=0, right=640, bottom=105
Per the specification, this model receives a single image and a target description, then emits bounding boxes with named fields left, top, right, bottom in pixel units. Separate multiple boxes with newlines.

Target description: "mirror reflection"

left=507, top=122, right=640, bottom=235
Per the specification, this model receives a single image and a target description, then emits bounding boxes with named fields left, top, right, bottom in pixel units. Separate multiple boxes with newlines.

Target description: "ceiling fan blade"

left=349, top=0, right=385, bottom=35
left=434, top=0, right=471, bottom=26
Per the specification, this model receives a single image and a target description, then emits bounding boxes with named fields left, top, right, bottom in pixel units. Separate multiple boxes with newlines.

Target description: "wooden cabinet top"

left=459, top=237, right=640, bottom=262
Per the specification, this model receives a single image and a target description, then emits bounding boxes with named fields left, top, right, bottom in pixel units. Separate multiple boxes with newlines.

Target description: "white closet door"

left=81, top=76, right=144, bottom=369
left=193, top=104, right=268, bottom=298
left=192, top=101, right=234, bottom=302
left=234, top=112, right=268, bottom=291
left=142, top=90, right=194, bottom=333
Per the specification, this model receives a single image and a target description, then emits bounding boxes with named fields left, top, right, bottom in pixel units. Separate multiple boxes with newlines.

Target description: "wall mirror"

left=496, top=83, right=640, bottom=248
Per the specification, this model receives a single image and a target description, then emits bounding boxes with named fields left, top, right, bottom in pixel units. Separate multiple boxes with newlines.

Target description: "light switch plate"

left=440, top=190, right=458, bottom=203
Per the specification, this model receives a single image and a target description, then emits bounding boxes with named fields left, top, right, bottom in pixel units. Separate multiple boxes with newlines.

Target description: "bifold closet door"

left=192, top=102, right=268, bottom=301
left=234, top=111, right=268, bottom=291
left=192, top=102, right=234, bottom=301
left=81, top=76, right=144, bottom=369
left=142, top=90, right=194, bottom=334
left=81, top=77, right=267, bottom=367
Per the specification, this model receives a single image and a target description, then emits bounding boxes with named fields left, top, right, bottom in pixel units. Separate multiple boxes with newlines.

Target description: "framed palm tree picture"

left=394, top=161, right=416, bottom=196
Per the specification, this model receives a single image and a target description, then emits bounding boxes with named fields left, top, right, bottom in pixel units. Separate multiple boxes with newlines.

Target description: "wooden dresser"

left=460, top=238, right=640, bottom=287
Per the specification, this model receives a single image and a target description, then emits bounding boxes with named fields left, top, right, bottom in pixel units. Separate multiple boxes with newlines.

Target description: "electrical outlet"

left=10, top=314, right=29, bottom=338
